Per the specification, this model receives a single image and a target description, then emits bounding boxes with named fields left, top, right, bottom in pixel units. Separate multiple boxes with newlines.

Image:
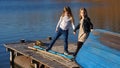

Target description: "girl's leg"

left=46, top=29, right=62, bottom=51
left=63, top=30, right=69, bottom=53
left=74, top=41, right=83, bottom=57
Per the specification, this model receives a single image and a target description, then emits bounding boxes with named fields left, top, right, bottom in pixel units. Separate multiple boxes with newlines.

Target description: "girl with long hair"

left=73, top=8, right=93, bottom=57
left=46, top=6, right=75, bottom=55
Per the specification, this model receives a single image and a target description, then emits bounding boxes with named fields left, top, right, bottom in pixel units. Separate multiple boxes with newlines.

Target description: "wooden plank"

left=10, top=50, right=15, bottom=68
left=4, top=43, right=68, bottom=68
left=28, top=46, right=79, bottom=68
left=14, top=56, right=32, bottom=68
left=33, top=45, right=73, bottom=61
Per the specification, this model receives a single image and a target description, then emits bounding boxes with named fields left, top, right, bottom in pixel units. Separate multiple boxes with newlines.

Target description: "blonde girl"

left=46, top=6, right=75, bottom=55
left=73, top=8, right=93, bottom=57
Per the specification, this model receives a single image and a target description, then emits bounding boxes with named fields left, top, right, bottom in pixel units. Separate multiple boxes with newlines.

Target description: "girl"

left=73, top=8, right=93, bottom=57
left=46, top=6, right=75, bottom=55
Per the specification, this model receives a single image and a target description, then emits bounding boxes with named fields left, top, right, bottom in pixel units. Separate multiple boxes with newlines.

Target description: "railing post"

left=31, top=60, right=39, bottom=68
left=10, top=50, right=15, bottom=68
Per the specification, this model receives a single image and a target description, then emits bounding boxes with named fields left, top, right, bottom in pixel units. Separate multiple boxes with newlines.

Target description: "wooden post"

left=15, top=52, right=22, bottom=56
left=40, top=64, right=45, bottom=68
left=31, top=60, right=39, bottom=68
left=34, top=63, right=39, bottom=68
left=10, top=50, right=15, bottom=68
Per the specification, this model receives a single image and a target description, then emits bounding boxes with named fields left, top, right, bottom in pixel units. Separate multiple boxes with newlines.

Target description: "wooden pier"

left=4, top=29, right=120, bottom=68
left=4, top=39, right=80, bottom=68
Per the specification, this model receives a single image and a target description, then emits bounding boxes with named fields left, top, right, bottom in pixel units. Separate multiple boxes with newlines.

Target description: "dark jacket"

left=74, top=17, right=93, bottom=33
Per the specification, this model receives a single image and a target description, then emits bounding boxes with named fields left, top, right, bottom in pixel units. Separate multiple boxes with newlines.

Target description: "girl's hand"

left=73, top=32, right=76, bottom=35
left=70, top=17, right=72, bottom=20
left=91, top=29, right=94, bottom=32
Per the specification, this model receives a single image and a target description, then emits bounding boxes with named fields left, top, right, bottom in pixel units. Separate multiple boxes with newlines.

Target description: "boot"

left=74, top=42, right=83, bottom=57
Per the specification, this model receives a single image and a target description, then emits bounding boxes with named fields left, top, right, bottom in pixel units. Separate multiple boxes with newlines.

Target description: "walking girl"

left=73, top=8, right=93, bottom=57
left=46, top=6, right=75, bottom=55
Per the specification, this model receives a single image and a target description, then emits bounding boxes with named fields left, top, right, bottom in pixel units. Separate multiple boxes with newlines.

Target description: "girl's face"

left=64, top=8, right=69, bottom=16
left=80, top=10, right=85, bottom=17
left=64, top=11, right=68, bottom=16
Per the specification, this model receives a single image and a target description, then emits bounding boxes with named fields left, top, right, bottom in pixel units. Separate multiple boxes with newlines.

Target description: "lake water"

left=0, top=0, right=119, bottom=68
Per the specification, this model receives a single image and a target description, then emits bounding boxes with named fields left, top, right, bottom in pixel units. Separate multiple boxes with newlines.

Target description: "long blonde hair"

left=79, top=8, right=88, bottom=20
left=61, top=6, right=74, bottom=23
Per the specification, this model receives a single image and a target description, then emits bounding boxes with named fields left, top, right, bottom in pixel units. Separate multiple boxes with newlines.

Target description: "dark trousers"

left=74, top=41, right=83, bottom=57
left=47, top=28, right=69, bottom=52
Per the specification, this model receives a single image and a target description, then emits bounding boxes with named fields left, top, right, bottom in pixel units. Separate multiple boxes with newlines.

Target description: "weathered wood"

left=10, top=50, right=15, bottom=68
left=28, top=46, right=37, bottom=51
left=28, top=46, right=71, bottom=61
left=32, top=60, right=39, bottom=68
left=28, top=46, right=79, bottom=68
left=4, top=41, right=79, bottom=68
left=15, top=52, right=22, bottom=56
left=14, top=55, right=32, bottom=68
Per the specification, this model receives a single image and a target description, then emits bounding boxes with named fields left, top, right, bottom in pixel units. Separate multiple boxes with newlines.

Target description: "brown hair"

left=61, top=6, right=74, bottom=23
left=79, top=8, right=88, bottom=20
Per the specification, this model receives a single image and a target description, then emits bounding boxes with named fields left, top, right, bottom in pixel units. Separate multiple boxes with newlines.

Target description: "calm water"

left=0, top=0, right=119, bottom=67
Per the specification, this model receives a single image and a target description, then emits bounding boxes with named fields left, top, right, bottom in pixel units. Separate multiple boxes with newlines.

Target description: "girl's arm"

left=70, top=17, right=75, bottom=30
left=56, top=16, right=62, bottom=31
left=88, top=18, right=93, bottom=29
left=88, top=18, right=94, bottom=32
left=71, top=22, right=75, bottom=30
left=73, top=23, right=80, bottom=32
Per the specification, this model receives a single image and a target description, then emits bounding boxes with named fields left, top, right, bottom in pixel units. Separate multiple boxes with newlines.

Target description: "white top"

left=56, top=15, right=75, bottom=30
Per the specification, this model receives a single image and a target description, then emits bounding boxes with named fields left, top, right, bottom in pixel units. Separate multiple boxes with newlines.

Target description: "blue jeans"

left=47, top=28, right=69, bottom=52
